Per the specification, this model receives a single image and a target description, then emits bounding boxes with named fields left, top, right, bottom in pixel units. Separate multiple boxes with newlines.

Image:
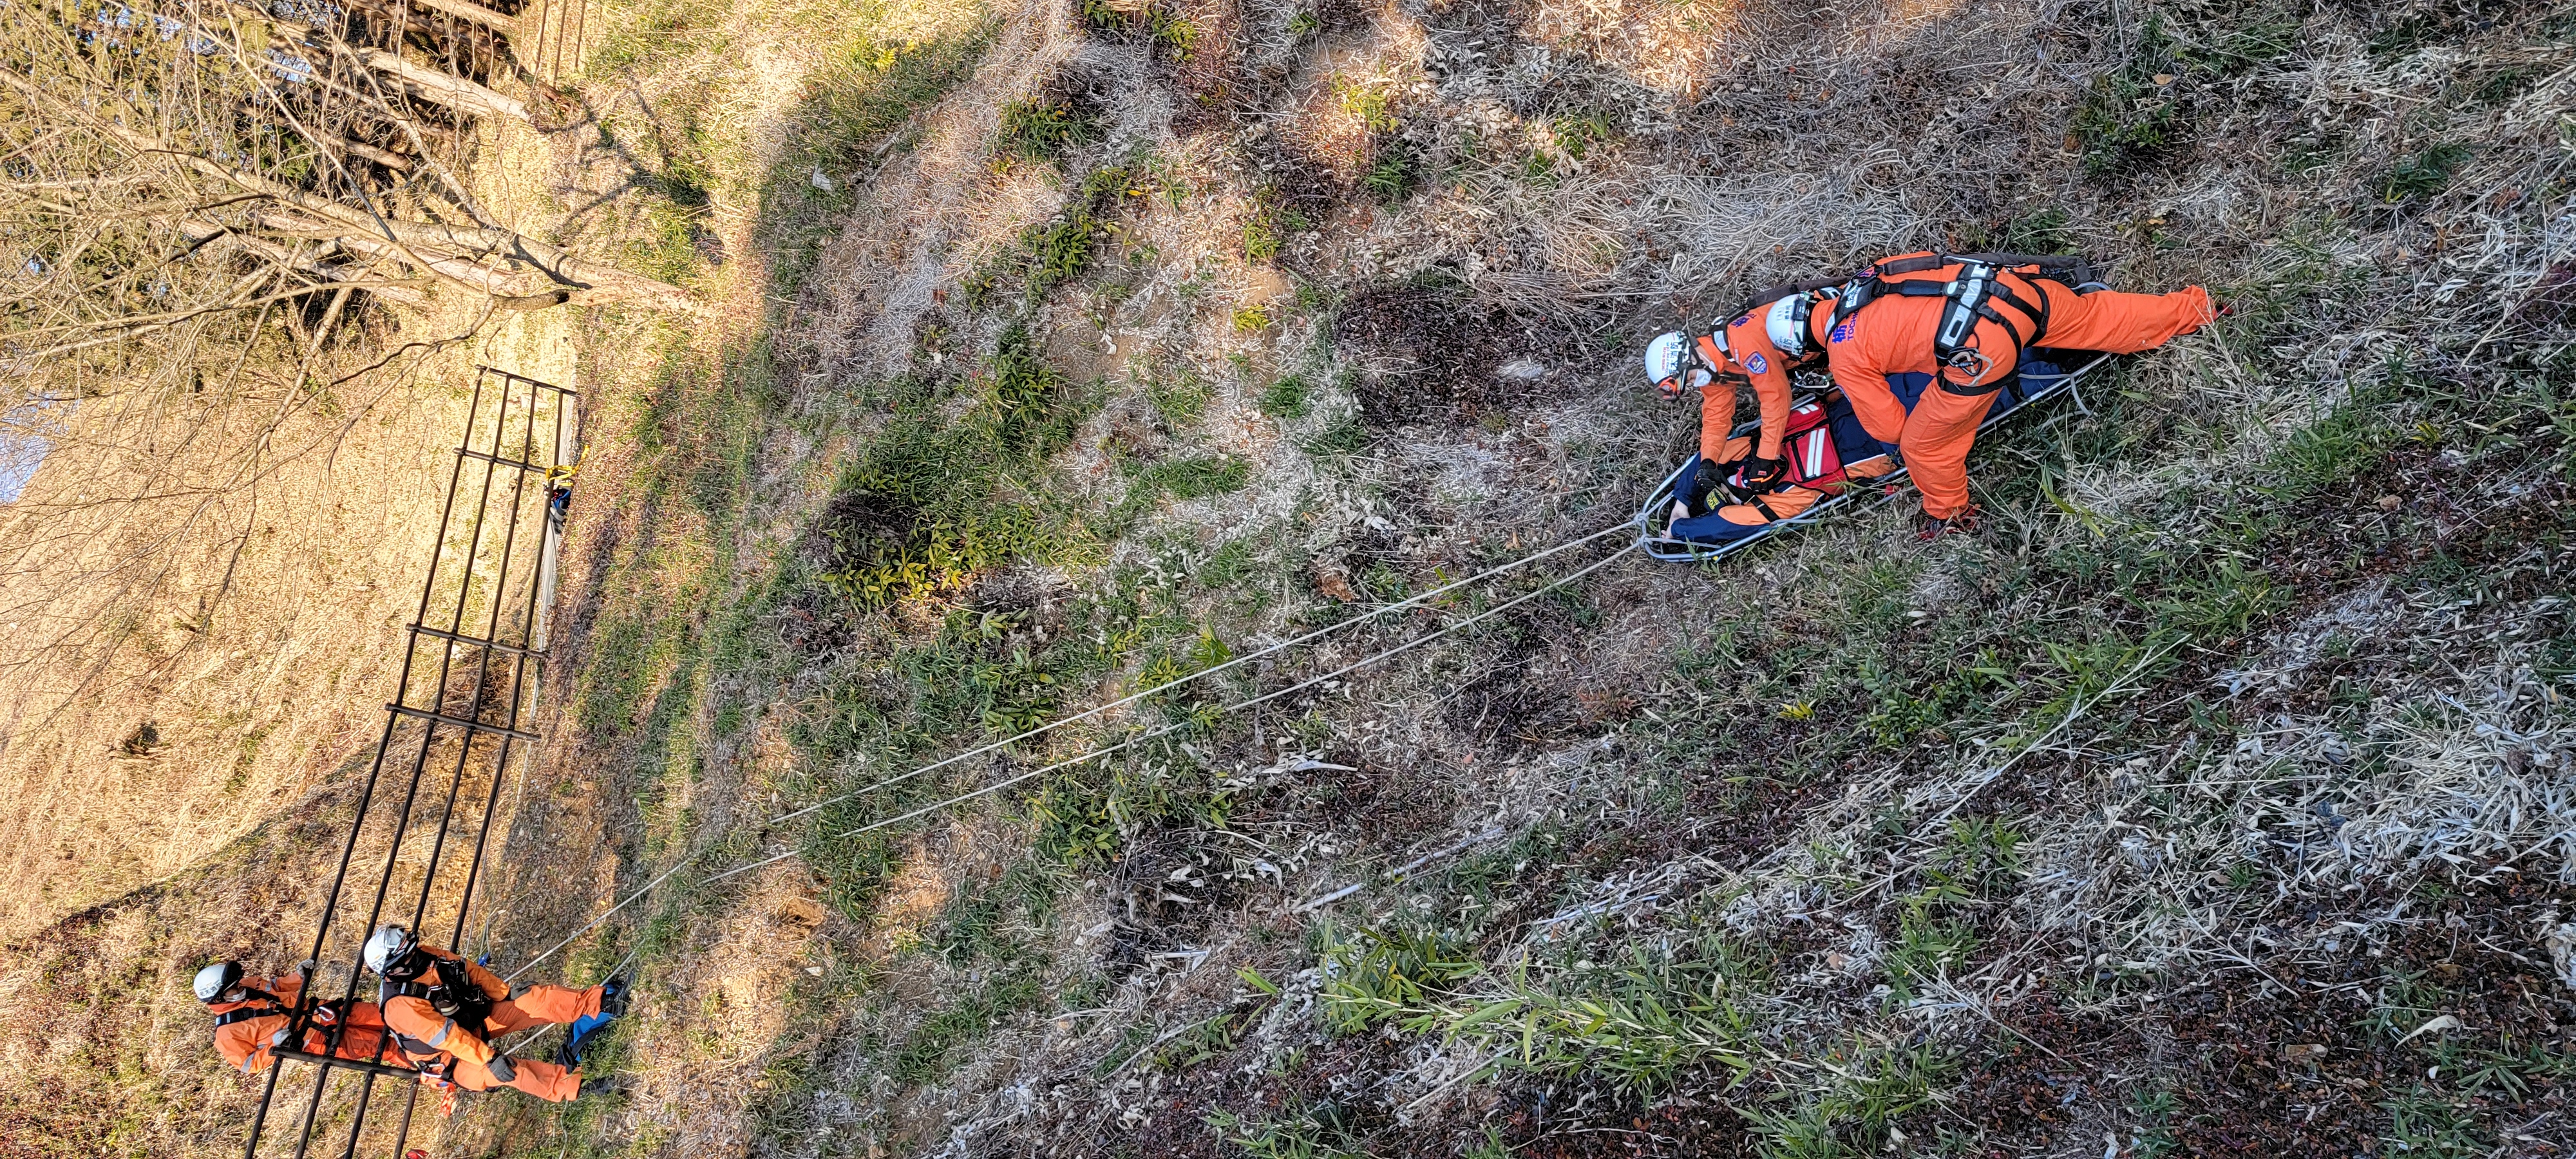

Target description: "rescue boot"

left=599, top=975, right=630, bottom=1019
left=1914, top=504, right=1982, bottom=541
left=574, top=1074, right=623, bottom=1100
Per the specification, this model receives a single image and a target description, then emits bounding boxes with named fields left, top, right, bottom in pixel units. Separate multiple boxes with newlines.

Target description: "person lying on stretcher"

left=1660, top=357, right=2072, bottom=545
left=1667, top=390, right=1896, bottom=543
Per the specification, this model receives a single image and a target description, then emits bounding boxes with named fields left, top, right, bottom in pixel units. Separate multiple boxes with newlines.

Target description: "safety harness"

left=1734, top=252, right=2106, bottom=395
left=209, top=989, right=285, bottom=1030
left=380, top=951, right=495, bottom=1062
left=1835, top=252, right=2104, bottom=391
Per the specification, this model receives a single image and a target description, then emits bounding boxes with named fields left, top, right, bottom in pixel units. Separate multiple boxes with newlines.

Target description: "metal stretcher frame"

left=241, top=368, right=577, bottom=1159
left=1632, top=352, right=2112, bottom=562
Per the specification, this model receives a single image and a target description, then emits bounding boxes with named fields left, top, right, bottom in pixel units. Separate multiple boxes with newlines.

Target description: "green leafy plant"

left=2379, top=1086, right=2482, bottom=1158
left=1363, top=146, right=1417, bottom=203
left=1409, top=938, right=1759, bottom=1095
left=1319, top=924, right=1478, bottom=1032
left=2069, top=16, right=2189, bottom=178
left=1332, top=75, right=1397, bottom=131
left=1549, top=111, right=1614, bottom=160
left=1738, top=1039, right=1953, bottom=1157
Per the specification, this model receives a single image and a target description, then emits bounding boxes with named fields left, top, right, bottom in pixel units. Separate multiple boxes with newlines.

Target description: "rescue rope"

left=504, top=514, right=1643, bottom=982
left=702, top=534, right=1639, bottom=885
left=758, top=517, right=1643, bottom=831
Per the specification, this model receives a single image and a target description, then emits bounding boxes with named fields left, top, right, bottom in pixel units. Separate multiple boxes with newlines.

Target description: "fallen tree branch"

left=0, top=64, right=701, bottom=314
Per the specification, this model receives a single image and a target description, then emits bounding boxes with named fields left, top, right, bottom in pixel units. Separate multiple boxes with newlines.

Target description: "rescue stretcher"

left=1633, top=350, right=2112, bottom=561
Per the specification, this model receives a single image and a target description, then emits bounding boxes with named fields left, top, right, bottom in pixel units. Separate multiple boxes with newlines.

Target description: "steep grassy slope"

left=8, top=0, right=2570, bottom=1154
left=475, top=0, right=2576, bottom=1154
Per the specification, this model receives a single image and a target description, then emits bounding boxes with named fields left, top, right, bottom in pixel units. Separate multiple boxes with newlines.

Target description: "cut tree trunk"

left=173, top=219, right=432, bottom=307
left=350, top=46, right=529, bottom=122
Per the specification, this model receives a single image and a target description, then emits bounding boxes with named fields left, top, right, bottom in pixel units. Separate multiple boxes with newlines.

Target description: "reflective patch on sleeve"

left=427, top=1018, right=455, bottom=1046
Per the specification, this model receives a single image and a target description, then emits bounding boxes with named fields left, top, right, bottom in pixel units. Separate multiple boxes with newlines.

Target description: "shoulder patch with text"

left=1745, top=353, right=1768, bottom=374
left=1830, top=323, right=1855, bottom=344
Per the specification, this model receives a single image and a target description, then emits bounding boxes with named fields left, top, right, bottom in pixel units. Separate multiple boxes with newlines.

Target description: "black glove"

left=485, top=1053, right=517, bottom=1083
left=1738, top=455, right=1788, bottom=493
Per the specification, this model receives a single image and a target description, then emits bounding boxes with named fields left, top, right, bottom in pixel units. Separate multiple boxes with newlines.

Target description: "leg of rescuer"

left=1900, top=278, right=2213, bottom=518
left=2033, top=281, right=2214, bottom=352
left=482, top=982, right=607, bottom=1035
left=448, top=1052, right=583, bottom=1101
left=1896, top=309, right=2025, bottom=522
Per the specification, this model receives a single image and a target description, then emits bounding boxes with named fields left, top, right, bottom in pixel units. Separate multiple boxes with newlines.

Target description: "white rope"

left=503, top=855, right=698, bottom=983
left=701, top=535, right=1638, bottom=884
left=755, top=518, right=1642, bottom=831
left=504, top=516, right=1640, bottom=980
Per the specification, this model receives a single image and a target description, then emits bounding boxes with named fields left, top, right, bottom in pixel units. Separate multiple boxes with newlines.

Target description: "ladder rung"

left=384, top=704, right=539, bottom=742
left=268, top=1047, right=424, bottom=1080
left=455, top=446, right=557, bottom=474
left=408, top=623, right=544, bottom=658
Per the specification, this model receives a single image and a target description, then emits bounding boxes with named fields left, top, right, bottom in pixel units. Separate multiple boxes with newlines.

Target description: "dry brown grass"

left=10, top=0, right=2572, bottom=1151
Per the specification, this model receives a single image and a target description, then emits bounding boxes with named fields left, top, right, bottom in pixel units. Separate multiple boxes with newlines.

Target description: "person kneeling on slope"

left=1701, top=251, right=2217, bottom=536
left=194, top=959, right=395, bottom=1077
left=363, top=924, right=627, bottom=1102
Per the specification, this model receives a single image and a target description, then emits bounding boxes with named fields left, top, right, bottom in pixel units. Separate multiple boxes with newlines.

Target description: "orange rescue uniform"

left=1710, top=253, right=2214, bottom=519
left=1820, top=255, right=2211, bottom=519
left=379, top=943, right=601, bottom=1102
left=207, top=974, right=392, bottom=1075
left=1689, top=332, right=1792, bottom=464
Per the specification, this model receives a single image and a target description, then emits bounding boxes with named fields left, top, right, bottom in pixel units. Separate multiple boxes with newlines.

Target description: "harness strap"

left=1871, top=254, right=1949, bottom=277
left=212, top=1006, right=271, bottom=1029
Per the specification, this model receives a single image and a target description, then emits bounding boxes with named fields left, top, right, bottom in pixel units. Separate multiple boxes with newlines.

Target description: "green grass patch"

left=2070, top=15, right=2191, bottom=178
left=1126, top=454, right=1250, bottom=502
left=1259, top=373, right=1312, bottom=420
left=2379, top=142, right=2472, bottom=204
left=993, top=95, right=1095, bottom=168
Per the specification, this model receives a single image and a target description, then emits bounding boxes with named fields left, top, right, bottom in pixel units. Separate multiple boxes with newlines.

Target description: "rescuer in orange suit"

left=362, top=924, right=625, bottom=1102
left=194, top=959, right=397, bottom=1076
left=1644, top=330, right=1793, bottom=482
left=1651, top=252, right=2215, bottom=534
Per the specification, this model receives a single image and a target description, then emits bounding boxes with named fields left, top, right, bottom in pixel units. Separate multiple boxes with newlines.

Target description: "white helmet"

left=193, top=960, right=245, bottom=1003
left=1763, top=296, right=1808, bottom=359
left=363, top=924, right=413, bottom=975
left=1643, top=331, right=1712, bottom=399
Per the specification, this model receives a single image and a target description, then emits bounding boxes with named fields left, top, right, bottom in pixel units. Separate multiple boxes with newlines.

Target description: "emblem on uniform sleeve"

left=1746, top=353, right=1768, bottom=374
left=1831, top=323, right=1853, bottom=344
